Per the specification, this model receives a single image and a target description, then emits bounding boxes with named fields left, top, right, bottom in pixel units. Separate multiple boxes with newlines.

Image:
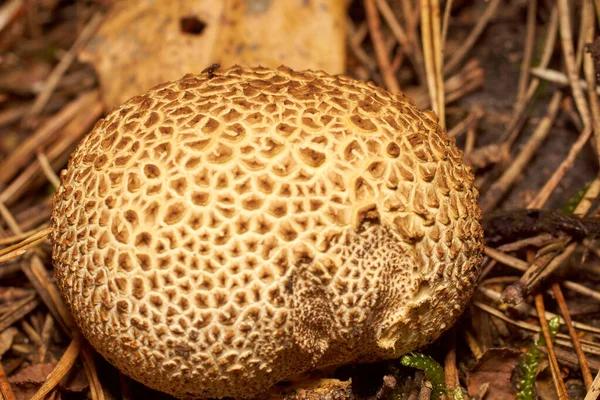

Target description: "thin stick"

left=441, top=0, right=454, bottom=48
left=0, top=90, right=99, bottom=186
left=528, top=125, right=593, bottom=208
left=481, top=92, right=563, bottom=213
left=557, top=0, right=591, bottom=126
left=36, top=151, right=61, bottom=188
left=0, top=202, right=74, bottom=333
left=583, top=0, right=600, bottom=166
left=27, top=13, right=103, bottom=120
left=535, top=294, right=569, bottom=399
left=30, top=336, right=82, bottom=400
left=447, top=107, right=484, bottom=137
left=0, top=361, right=16, bottom=400
left=0, top=226, right=52, bottom=258
left=585, top=370, right=600, bottom=400
left=444, top=330, right=459, bottom=398
left=347, top=19, right=377, bottom=71
left=431, top=0, right=445, bottom=129
left=0, top=224, right=50, bottom=246
left=0, top=0, right=23, bottom=32
left=421, top=0, right=438, bottom=116
left=517, top=0, right=537, bottom=104
left=552, top=283, right=593, bottom=389
left=500, top=6, right=559, bottom=145
left=81, top=346, right=106, bottom=400
left=443, top=0, right=501, bottom=74
left=364, top=0, right=401, bottom=93
left=531, top=67, right=600, bottom=94
left=376, top=0, right=426, bottom=84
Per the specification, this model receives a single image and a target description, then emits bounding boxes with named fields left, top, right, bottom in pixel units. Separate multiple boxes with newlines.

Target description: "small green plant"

left=563, top=183, right=590, bottom=214
left=400, top=353, right=446, bottom=398
left=516, top=316, right=561, bottom=400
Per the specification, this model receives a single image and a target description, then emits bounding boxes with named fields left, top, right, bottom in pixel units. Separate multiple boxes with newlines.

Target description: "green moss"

left=400, top=353, right=446, bottom=398
left=516, top=316, right=561, bottom=400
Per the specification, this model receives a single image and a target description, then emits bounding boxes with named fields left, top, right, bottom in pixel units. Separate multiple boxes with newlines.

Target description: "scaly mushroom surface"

left=51, top=66, right=484, bottom=399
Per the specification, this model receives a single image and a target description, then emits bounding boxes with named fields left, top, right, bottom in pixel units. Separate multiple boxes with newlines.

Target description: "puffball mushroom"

left=51, top=66, right=484, bottom=399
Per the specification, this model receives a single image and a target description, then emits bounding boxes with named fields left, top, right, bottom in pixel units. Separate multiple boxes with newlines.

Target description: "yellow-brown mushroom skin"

left=51, top=66, right=483, bottom=399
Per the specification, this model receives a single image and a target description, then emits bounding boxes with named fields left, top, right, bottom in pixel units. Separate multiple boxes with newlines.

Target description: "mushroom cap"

left=51, top=66, right=483, bottom=399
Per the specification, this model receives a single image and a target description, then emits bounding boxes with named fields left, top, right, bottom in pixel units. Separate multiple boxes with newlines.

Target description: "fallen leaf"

left=0, top=327, right=18, bottom=356
left=9, top=362, right=57, bottom=385
left=60, top=363, right=89, bottom=393
left=8, top=362, right=58, bottom=400
left=81, top=0, right=347, bottom=107
left=466, top=348, right=521, bottom=399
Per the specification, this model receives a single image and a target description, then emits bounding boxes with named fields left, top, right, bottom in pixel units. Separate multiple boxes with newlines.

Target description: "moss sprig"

left=400, top=353, right=446, bottom=397
left=516, top=316, right=561, bottom=400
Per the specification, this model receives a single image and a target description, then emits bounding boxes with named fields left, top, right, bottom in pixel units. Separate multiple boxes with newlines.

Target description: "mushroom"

left=51, top=66, right=483, bottom=399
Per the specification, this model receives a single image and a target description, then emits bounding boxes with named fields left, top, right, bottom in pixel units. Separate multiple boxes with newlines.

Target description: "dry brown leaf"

left=0, top=327, right=18, bottom=356
left=466, top=348, right=521, bottom=399
left=81, top=0, right=347, bottom=107
left=8, top=362, right=57, bottom=385
left=59, top=364, right=89, bottom=393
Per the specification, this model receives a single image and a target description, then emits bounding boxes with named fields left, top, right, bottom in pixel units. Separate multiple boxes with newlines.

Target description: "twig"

left=364, top=0, right=401, bottom=93
left=481, top=92, right=563, bottom=213
left=27, top=12, right=103, bottom=120
left=500, top=6, right=559, bottom=145
left=552, top=283, right=594, bottom=389
left=421, top=0, right=439, bottom=119
left=480, top=287, right=600, bottom=336
left=430, top=0, right=445, bottom=129
left=0, top=0, right=23, bottom=32
left=447, top=107, right=484, bottom=137
left=443, top=0, right=501, bottom=74
left=530, top=67, right=600, bottom=94
left=528, top=124, right=593, bottom=208
left=0, top=292, right=39, bottom=332
left=82, top=346, right=106, bottom=400
left=443, top=330, right=460, bottom=399
left=36, top=151, right=61, bottom=188
left=516, top=0, right=537, bottom=104
left=535, top=294, right=569, bottom=399
left=557, top=0, right=591, bottom=126
left=0, top=226, right=52, bottom=262
left=583, top=0, right=600, bottom=166
left=347, top=19, right=377, bottom=72
left=440, top=0, right=453, bottom=48
left=0, top=90, right=99, bottom=187
left=30, top=336, right=82, bottom=400
left=0, top=93, right=102, bottom=205
left=376, top=0, right=425, bottom=84
left=0, top=202, right=74, bottom=333
left=585, top=370, right=600, bottom=400
left=0, top=361, right=16, bottom=400
left=0, top=224, right=50, bottom=246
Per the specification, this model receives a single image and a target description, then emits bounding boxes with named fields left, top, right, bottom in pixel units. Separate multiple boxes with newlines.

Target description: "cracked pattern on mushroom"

left=51, top=66, right=483, bottom=400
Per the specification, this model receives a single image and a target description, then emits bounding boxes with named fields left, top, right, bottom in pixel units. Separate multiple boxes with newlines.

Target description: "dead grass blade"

left=535, top=294, right=569, bottom=399
left=583, top=0, right=600, bottom=166
left=516, top=0, right=536, bottom=104
left=557, top=0, right=591, bottom=126
left=364, top=0, right=401, bottom=93
left=0, top=361, right=16, bottom=400
left=443, top=0, right=501, bottom=74
left=27, top=12, right=104, bottom=120
left=552, top=282, right=594, bottom=389
left=481, top=92, right=563, bottom=213
left=0, top=90, right=99, bottom=187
